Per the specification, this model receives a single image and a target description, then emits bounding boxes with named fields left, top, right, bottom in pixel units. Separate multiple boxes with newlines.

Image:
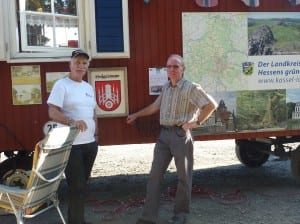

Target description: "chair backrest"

left=23, top=126, right=78, bottom=212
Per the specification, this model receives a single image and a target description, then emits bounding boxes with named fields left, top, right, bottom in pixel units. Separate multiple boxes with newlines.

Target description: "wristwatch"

left=67, top=118, right=74, bottom=126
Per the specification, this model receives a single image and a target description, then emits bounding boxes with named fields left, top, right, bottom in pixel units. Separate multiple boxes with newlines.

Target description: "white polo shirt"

left=47, top=77, right=96, bottom=145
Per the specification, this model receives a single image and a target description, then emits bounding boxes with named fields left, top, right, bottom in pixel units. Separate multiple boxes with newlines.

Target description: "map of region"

left=182, top=12, right=248, bottom=92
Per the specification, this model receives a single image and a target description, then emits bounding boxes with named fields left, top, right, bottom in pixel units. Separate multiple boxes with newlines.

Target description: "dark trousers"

left=65, top=141, right=98, bottom=224
left=141, top=126, right=194, bottom=223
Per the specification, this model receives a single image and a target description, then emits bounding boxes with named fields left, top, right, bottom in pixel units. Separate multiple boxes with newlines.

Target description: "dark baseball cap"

left=71, top=49, right=89, bottom=59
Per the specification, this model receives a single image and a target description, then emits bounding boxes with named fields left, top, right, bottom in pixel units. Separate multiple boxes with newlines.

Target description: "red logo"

left=95, top=81, right=121, bottom=111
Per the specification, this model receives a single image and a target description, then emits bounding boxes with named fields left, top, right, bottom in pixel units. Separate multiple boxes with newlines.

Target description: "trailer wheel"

left=0, top=156, right=32, bottom=188
left=290, top=145, right=300, bottom=183
left=235, top=140, right=270, bottom=167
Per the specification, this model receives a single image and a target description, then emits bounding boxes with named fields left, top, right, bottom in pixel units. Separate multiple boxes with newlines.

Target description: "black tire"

left=291, top=145, right=300, bottom=184
left=235, top=140, right=270, bottom=167
left=0, top=155, right=32, bottom=188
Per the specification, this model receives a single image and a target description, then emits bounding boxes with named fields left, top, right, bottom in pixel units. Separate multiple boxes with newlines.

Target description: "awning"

left=195, top=0, right=300, bottom=7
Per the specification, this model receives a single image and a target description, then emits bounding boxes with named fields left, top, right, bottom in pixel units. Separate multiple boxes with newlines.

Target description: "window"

left=0, top=0, right=6, bottom=60
left=3, top=0, right=130, bottom=61
left=20, top=0, right=78, bottom=50
left=5, top=0, right=86, bottom=60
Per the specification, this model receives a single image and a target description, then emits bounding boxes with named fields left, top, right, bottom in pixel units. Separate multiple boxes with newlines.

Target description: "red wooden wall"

left=0, top=0, right=299, bottom=150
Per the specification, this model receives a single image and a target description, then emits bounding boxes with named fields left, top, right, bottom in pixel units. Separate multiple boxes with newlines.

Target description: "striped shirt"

left=154, top=78, right=216, bottom=126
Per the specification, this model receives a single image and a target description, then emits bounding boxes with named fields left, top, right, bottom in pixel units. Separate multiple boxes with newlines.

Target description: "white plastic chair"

left=0, top=126, right=78, bottom=224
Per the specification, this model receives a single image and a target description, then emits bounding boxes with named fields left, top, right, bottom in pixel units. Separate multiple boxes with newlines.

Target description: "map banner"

left=183, top=12, right=300, bottom=133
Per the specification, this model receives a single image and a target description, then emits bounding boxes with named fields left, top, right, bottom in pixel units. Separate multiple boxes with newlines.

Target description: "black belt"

left=160, top=125, right=182, bottom=130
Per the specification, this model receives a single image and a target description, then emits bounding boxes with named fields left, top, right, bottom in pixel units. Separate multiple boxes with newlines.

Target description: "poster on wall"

left=182, top=12, right=300, bottom=134
left=46, top=72, right=69, bottom=93
left=88, top=67, right=128, bottom=117
left=11, top=65, right=41, bottom=105
left=149, top=67, right=168, bottom=95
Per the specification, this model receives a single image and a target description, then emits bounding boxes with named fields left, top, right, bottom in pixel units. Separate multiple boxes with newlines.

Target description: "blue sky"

left=287, top=88, right=300, bottom=103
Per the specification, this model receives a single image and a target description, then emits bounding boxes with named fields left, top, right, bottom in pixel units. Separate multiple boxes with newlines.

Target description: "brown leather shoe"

left=168, top=214, right=187, bottom=224
left=61, top=222, right=92, bottom=224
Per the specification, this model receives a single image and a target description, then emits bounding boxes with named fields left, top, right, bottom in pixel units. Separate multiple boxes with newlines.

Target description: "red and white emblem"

left=95, top=80, right=121, bottom=111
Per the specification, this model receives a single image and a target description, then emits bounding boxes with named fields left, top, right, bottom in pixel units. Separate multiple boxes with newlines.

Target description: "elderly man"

left=127, top=54, right=218, bottom=224
left=47, top=49, right=98, bottom=224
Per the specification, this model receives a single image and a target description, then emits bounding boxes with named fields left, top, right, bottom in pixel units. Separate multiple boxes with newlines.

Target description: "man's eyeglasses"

left=166, top=65, right=181, bottom=69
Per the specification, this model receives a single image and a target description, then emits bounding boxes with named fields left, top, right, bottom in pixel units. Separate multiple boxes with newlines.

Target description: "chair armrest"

left=32, top=169, right=65, bottom=183
left=0, top=184, right=28, bottom=195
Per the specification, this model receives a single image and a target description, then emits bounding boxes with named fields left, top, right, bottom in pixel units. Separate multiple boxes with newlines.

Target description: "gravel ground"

left=1, top=140, right=300, bottom=224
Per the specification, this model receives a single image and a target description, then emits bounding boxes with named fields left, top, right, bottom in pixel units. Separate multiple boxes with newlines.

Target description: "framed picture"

left=88, top=67, right=129, bottom=117
left=11, top=65, right=41, bottom=105
left=46, top=72, right=69, bottom=93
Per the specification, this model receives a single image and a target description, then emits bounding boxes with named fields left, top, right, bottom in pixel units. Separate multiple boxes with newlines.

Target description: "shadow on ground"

left=2, top=158, right=300, bottom=224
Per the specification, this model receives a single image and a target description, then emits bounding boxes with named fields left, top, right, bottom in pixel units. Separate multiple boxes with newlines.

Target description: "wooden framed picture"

left=88, top=67, right=129, bottom=117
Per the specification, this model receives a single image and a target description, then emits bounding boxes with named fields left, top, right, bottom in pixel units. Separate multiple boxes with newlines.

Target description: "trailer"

left=1, top=0, right=300, bottom=188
